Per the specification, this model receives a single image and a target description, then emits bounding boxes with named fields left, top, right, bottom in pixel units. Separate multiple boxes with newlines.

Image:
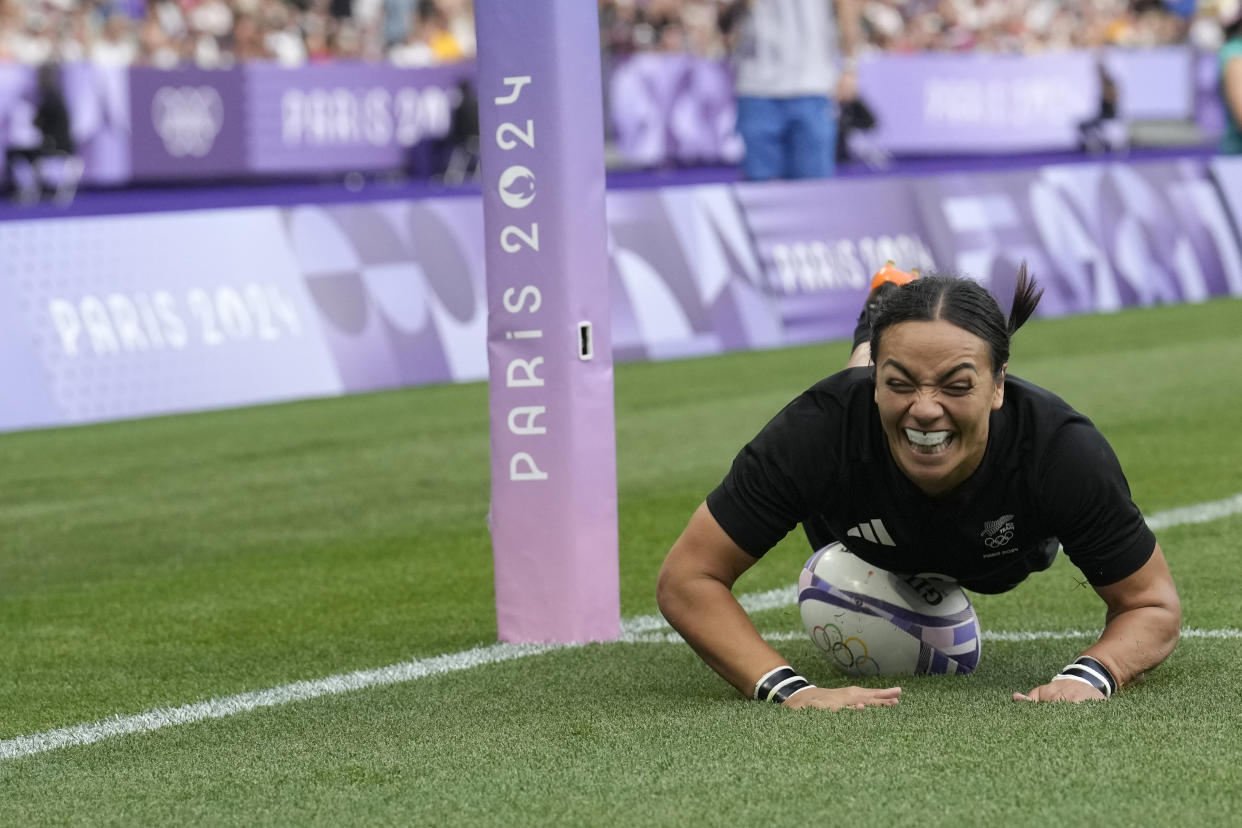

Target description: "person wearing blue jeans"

left=723, top=0, right=859, bottom=182
left=735, top=95, right=836, bottom=180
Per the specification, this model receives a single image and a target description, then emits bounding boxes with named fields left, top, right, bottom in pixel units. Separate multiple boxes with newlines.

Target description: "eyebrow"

left=881, top=359, right=978, bottom=384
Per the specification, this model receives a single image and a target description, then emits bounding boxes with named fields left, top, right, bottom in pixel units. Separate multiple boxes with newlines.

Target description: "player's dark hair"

left=870, top=264, right=1043, bottom=377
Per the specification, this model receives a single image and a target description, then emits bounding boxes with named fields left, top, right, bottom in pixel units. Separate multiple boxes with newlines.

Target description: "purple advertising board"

left=1, top=62, right=473, bottom=185
left=4, top=155, right=1241, bottom=436
left=276, top=197, right=488, bottom=392
left=909, top=159, right=1242, bottom=314
left=607, top=52, right=742, bottom=168
left=0, top=63, right=131, bottom=186
left=128, top=67, right=247, bottom=178
left=735, top=176, right=937, bottom=343
left=0, top=208, right=343, bottom=431
left=607, top=47, right=1212, bottom=166
left=1103, top=46, right=1194, bottom=121
left=0, top=49, right=1217, bottom=188
left=858, top=52, right=1098, bottom=154
left=246, top=62, right=472, bottom=174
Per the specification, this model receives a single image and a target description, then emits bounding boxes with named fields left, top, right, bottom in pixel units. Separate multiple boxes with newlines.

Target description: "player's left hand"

left=1013, top=678, right=1106, bottom=703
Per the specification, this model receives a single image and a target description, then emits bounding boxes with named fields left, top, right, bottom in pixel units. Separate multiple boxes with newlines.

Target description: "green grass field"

left=2, top=298, right=1241, bottom=826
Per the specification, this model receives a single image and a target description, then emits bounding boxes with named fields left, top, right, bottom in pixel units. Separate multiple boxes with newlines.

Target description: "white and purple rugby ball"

left=798, top=542, right=982, bottom=677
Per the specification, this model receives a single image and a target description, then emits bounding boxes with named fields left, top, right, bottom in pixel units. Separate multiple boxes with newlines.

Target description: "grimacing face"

left=873, top=319, right=1006, bottom=498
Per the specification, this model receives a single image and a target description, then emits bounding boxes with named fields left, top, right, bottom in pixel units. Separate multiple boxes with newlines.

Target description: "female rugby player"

left=656, top=266, right=1180, bottom=709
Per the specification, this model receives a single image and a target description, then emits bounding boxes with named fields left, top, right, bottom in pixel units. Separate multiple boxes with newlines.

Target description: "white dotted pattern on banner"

left=8, top=218, right=196, bottom=422
left=1, top=211, right=336, bottom=426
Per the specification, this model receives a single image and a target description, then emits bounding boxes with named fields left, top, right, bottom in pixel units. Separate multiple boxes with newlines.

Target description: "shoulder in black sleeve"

left=706, top=368, right=871, bottom=557
left=1027, top=394, right=1156, bottom=586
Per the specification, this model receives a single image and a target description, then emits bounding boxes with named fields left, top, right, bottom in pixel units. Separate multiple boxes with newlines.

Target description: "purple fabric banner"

left=246, top=62, right=471, bottom=174
left=278, top=197, right=487, bottom=391
left=1103, top=47, right=1194, bottom=120
left=1196, top=51, right=1226, bottom=141
left=476, top=1, right=620, bottom=642
left=606, top=48, right=1210, bottom=166
left=607, top=53, right=742, bottom=167
left=735, top=176, right=936, bottom=343
left=5, top=156, right=1241, bottom=435
left=0, top=63, right=131, bottom=186
left=0, top=208, right=343, bottom=430
left=1, top=62, right=471, bottom=186
left=605, top=183, right=779, bottom=361
left=858, top=53, right=1098, bottom=154
left=129, top=67, right=248, bottom=178
left=910, top=160, right=1242, bottom=314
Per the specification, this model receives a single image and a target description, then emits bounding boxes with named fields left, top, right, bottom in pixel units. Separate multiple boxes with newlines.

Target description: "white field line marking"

left=0, top=643, right=566, bottom=761
left=3, top=493, right=1240, bottom=762
left=620, top=628, right=1242, bottom=645
left=1145, top=492, right=1242, bottom=530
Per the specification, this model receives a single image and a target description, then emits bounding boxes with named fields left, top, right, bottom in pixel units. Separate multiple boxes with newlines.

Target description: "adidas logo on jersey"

left=846, top=518, right=895, bottom=546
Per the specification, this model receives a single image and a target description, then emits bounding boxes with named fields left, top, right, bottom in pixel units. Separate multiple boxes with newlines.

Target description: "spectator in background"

left=2, top=61, right=75, bottom=202
left=1218, top=0, right=1242, bottom=154
left=722, top=0, right=861, bottom=181
left=384, top=0, right=417, bottom=48
left=388, top=0, right=464, bottom=66
left=91, top=11, right=140, bottom=65
left=303, top=10, right=335, bottom=62
left=1077, top=59, right=1123, bottom=153
left=439, top=0, right=474, bottom=57
left=139, top=7, right=182, bottom=67
left=230, top=12, right=273, bottom=61
left=260, top=0, right=309, bottom=65
left=833, top=67, right=878, bottom=166
left=415, top=0, right=464, bottom=63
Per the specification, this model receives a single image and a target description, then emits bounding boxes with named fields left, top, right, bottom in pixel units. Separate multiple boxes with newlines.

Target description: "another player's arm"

left=657, top=502, right=901, bottom=711
left=1015, top=542, right=1180, bottom=702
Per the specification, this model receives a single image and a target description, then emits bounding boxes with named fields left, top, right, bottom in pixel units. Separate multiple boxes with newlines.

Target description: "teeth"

left=905, top=428, right=950, bottom=447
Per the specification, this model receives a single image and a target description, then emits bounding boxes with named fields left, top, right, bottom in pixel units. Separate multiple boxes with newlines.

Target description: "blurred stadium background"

left=2, top=0, right=1241, bottom=431
left=2, top=1, right=1242, bottom=822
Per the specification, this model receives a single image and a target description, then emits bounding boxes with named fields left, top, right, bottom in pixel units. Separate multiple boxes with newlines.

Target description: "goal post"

left=475, top=0, right=621, bottom=643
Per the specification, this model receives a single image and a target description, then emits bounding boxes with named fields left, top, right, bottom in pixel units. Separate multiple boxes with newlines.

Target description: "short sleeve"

left=1221, top=40, right=1242, bottom=74
left=1037, top=421, right=1155, bottom=586
left=706, top=394, right=839, bottom=557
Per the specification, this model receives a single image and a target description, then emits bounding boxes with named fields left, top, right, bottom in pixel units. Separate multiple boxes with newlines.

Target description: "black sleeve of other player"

left=1036, top=421, right=1156, bottom=586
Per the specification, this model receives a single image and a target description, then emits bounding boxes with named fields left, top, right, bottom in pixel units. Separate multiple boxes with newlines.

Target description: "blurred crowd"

left=0, top=0, right=1225, bottom=69
left=0, top=0, right=476, bottom=67
left=601, top=0, right=1198, bottom=59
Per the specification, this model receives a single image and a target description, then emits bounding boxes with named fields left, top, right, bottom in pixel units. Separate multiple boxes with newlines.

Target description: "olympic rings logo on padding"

left=983, top=532, right=1013, bottom=548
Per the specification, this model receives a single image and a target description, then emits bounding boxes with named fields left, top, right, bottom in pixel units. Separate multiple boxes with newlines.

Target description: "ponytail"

left=1006, top=262, right=1044, bottom=336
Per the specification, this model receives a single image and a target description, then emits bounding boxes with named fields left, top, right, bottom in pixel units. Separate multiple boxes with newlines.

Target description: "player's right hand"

left=782, top=685, right=902, bottom=711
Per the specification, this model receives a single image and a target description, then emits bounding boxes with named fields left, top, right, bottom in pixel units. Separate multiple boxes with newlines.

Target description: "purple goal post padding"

left=475, top=0, right=621, bottom=643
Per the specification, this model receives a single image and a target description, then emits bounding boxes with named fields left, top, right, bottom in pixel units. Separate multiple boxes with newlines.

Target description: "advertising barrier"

left=0, top=48, right=1218, bottom=188
left=245, top=62, right=468, bottom=175
left=0, top=62, right=470, bottom=186
left=0, top=208, right=343, bottom=432
left=3, top=155, right=1242, bottom=433
left=610, top=47, right=1209, bottom=166
left=858, top=52, right=1098, bottom=154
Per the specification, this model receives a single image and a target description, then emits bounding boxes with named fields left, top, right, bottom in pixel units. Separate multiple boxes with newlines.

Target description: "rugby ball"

left=797, top=542, right=981, bottom=676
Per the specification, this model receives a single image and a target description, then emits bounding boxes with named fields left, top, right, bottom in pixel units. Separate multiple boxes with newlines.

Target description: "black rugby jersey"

left=706, top=367, right=1155, bottom=594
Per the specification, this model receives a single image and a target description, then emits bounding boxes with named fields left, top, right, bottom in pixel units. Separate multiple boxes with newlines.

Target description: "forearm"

left=836, top=0, right=862, bottom=58
left=657, top=572, right=789, bottom=698
left=1082, top=604, right=1180, bottom=690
